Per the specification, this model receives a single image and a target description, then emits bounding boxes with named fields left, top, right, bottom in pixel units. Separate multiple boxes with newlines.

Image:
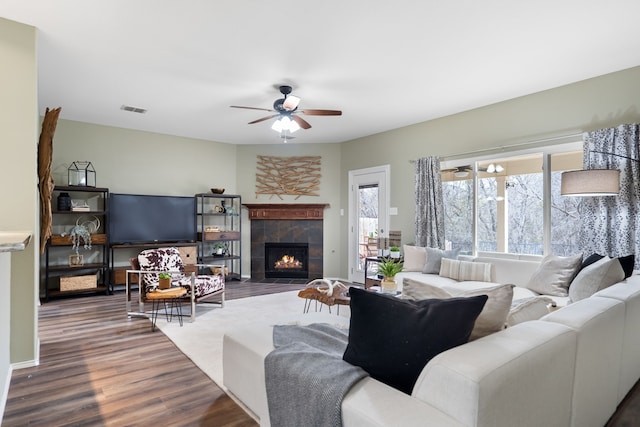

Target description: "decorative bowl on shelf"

left=210, top=188, right=225, bottom=194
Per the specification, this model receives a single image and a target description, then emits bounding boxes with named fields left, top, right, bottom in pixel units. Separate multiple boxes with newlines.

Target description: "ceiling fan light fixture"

left=282, top=95, right=300, bottom=111
left=271, top=116, right=300, bottom=133
left=454, top=170, right=469, bottom=178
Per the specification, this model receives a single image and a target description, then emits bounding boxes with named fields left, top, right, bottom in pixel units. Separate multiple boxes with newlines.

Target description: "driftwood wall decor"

left=256, top=155, right=321, bottom=199
left=38, top=107, right=62, bottom=254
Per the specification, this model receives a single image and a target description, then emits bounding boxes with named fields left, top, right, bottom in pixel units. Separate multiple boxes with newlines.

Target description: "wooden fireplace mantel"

left=243, top=204, right=330, bottom=220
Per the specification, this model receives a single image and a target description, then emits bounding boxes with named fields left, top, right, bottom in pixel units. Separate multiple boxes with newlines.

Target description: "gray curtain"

left=579, top=124, right=640, bottom=267
left=415, top=156, right=444, bottom=248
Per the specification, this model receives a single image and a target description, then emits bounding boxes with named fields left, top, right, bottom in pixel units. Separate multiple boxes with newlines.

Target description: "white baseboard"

left=11, top=359, right=38, bottom=370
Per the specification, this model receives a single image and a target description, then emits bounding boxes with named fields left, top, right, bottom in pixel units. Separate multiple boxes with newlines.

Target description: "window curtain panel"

left=579, top=124, right=640, bottom=268
left=415, top=156, right=444, bottom=248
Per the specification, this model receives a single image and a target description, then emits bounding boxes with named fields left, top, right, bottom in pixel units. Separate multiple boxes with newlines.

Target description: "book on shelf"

left=71, top=206, right=91, bottom=212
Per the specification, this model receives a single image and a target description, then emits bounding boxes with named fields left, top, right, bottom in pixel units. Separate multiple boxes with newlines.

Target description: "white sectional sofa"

left=223, top=254, right=639, bottom=427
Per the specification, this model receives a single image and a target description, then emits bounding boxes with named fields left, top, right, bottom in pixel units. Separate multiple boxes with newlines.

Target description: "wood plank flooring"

left=4, top=278, right=640, bottom=426
left=3, top=279, right=304, bottom=427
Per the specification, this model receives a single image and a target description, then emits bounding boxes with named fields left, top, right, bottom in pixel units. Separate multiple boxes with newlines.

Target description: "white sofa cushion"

left=568, top=256, right=625, bottom=303
left=402, top=278, right=513, bottom=340
left=342, top=377, right=464, bottom=427
left=542, top=297, right=625, bottom=427
left=403, top=245, right=426, bottom=271
left=394, top=272, right=459, bottom=292
left=526, top=254, right=583, bottom=297
left=474, top=256, right=541, bottom=288
left=507, top=296, right=554, bottom=326
left=413, top=320, right=577, bottom=427
left=594, top=276, right=640, bottom=403
left=223, top=312, right=348, bottom=426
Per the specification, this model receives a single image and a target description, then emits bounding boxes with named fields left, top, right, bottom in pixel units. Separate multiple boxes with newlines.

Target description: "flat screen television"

left=109, top=193, right=196, bottom=244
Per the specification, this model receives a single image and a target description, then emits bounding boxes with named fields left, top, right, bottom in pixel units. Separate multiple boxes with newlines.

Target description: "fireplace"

left=244, top=204, right=329, bottom=281
left=265, top=242, right=309, bottom=279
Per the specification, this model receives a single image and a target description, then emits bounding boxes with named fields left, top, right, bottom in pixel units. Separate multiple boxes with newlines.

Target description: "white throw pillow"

left=402, top=245, right=426, bottom=272
left=569, top=256, right=625, bottom=303
left=422, top=247, right=460, bottom=274
left=401, top=278, right=513, bottom=340
left=507, top=296, right=554, bottom=326
left=525, top=254, right=583, bottom=297
left=439, top=258, right=493, bottom=282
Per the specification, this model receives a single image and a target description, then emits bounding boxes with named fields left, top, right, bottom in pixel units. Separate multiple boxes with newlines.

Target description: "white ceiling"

left=3, top=1, right=640, bottom=145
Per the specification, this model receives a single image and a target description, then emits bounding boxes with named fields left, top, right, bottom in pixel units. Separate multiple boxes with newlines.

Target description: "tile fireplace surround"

left=244, top=204, right=329, bottom=280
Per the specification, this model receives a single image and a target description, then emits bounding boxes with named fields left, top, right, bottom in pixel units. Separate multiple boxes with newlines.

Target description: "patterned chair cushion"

left=138, top=247, right=225, bottom=298
left=174, top=274, right=225, bottom=297
left=138, top=247, right=185, bottom=289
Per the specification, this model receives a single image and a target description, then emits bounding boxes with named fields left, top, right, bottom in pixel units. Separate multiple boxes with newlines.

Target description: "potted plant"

left=377, top=257, right=404, bottom=294
left=68, top=223, right=91, bottom=266
left=389, top=246, right=401, bottom=259
left=158, top=272, right=172, bottom=289
left=212, top=242, right=226, bottom=256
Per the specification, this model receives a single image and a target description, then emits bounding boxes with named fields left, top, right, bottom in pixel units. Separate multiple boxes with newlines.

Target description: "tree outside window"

left=442, top=150, right=582, bottom=256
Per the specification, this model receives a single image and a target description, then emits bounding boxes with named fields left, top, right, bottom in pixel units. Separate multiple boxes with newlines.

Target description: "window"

left=442, top=145, right=582, bottom=256
left=442, top=178, right=473, bottom=254
left=550, top=152, right=582, bottom=255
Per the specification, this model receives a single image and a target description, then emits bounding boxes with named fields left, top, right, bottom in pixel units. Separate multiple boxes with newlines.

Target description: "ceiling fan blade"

left=248, top=114, right=280, bottom=124
left=282, top=95, right=300, bottom=111
left=230, top=105, right=274, bottom=112
left=291, top=115, right=312, bottom=129
left=300, top=109, right=342, bottom=116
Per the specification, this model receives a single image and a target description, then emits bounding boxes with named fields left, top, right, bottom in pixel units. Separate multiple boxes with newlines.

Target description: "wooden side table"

left=146, top=287, right=188, bottom=331
left=298, top=287, right=350, bottom=315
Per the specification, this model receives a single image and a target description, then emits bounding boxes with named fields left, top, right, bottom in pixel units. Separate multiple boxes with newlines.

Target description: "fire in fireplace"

left=265, top=242, right=309, bottom=279
left=274, top=255, right=303, bottom=269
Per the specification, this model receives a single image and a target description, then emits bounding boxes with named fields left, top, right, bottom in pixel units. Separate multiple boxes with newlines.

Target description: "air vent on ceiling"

left=120, top=104, right=147, bottom=114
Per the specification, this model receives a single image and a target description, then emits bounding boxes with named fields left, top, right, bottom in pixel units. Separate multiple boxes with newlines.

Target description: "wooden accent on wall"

left=255, top=155, right=321, bottom=199
left=243, top=204, right=329, bottom=220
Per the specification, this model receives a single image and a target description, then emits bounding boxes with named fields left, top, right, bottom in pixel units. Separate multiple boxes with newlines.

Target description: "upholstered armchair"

left=126, top=247, right=225, bottom=322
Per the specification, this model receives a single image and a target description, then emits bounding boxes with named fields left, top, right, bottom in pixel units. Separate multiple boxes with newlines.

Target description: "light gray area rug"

left=155, top=290, right=351, bottom=390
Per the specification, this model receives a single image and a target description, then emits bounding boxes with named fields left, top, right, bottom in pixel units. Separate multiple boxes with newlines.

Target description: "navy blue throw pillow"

left=343, top=287, right=487, bottom=395
left=581, top=253, right=604, bottom=270
left=618, top=254, right=635, bottom=278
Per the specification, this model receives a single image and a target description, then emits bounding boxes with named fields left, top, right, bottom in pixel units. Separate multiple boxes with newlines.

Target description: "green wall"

left=51, top=120, right=238, bottom=196
left=339, top=65, right=640, bottom=276
left=0, top=16, right=38, bottom=400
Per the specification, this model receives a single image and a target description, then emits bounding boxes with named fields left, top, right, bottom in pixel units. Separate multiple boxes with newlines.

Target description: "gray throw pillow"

left=402, top=278, right=514, bottom=340
left=569, top=256, right=625, bottom=303
left=525, top=254, right=583, bottom=297
left=507, top=296, right=554, bottom=326
left=422, top=247, right=460, bottom=274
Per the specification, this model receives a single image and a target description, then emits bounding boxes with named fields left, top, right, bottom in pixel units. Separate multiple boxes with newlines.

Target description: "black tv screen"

left=109, top=193, right=196, bottom=244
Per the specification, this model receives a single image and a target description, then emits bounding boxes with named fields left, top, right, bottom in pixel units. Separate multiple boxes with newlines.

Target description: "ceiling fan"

left=230, top=85, right=342, bottom=131
left=442, top=164, right=504, bottom=177
left=442, top=165, right=474, bottom=177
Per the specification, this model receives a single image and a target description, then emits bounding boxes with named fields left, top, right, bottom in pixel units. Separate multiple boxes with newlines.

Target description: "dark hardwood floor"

left=3, top=279, right=305, bottom=427
left=4, top=278, right=640, bottom=426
